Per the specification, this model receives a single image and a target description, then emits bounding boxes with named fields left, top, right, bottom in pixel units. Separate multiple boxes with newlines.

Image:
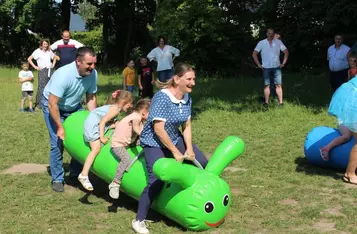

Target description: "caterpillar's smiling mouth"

left=204, top=217, right=225, bottom=228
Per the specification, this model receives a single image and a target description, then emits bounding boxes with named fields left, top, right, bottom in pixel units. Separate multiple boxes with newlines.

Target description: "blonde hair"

left=39, top=39, right=51, bottom=51
left=106, top=90, right=133, bottom=105
left=156, top=62, right=193, bottom=89
left=133, top=99, right=151, bottom=112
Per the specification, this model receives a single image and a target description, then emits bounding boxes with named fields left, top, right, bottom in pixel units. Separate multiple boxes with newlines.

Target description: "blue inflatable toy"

left=304, top=126, right=355, bottom=170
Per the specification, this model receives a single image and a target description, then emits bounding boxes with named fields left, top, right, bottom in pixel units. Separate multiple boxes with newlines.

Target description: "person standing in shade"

left=252, top=28, right=289, bottom=108
left=147, top=36, right=180, bottom=83
left=51, top=30, right=84, bottom=68
left=42, top=47, right=98, bottom=192
left=327, top=34, right=351, bottom=92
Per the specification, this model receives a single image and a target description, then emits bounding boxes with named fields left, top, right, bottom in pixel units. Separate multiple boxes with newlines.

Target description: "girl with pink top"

left=108, top=99, right=151, bottom=199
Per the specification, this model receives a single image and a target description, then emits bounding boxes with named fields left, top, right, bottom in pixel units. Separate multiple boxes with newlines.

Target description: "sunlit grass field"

left=1, top=66, right=356, bottom=234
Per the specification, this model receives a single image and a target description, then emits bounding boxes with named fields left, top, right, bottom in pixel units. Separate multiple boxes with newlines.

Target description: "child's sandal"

left=78, top=174, right=94, bottom=191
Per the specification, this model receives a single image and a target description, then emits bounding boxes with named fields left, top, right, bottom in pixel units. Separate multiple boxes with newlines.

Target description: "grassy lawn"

left=1, top=66, right=356, bottom=234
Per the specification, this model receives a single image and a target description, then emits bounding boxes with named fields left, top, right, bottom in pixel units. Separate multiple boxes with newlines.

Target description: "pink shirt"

left=111, top=112, right=143, bottom=148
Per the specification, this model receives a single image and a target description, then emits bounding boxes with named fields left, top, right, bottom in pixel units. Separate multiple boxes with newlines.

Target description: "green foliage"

left=71, top=26, right=103, bottom=52
left=151, top=0, right=255, bottom=75
left=0, top=0, right=61, bottom=64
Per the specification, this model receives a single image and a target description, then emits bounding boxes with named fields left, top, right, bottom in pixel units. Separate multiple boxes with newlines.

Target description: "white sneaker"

left=108, top=181, right=120, bottom=199
left=78, top=173, right=93, bottom=191
left=132, top=219, right=149, bottom=234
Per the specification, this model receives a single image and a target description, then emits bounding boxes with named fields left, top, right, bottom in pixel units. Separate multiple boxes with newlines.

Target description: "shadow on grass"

left=96, top=70, right=333, bottom=117
left=294, top=157, right=343, bottom=180
left=63, top=170, right=186, bottom=231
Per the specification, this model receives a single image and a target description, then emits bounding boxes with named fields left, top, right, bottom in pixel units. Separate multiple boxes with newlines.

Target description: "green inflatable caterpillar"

left=63, top=110, right=245, bottom=231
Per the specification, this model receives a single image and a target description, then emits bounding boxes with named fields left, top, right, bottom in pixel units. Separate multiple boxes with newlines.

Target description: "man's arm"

left=86, top=93, right=97, bottom=111
left=281, top=49, right=289, bottom=67
left=48, top=94, right=65, bottom=139
left=252, top=50, right=263, bottom=69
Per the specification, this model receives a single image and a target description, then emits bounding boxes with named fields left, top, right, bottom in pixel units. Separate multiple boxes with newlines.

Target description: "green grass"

left=1, top=67, right=357, bottom=234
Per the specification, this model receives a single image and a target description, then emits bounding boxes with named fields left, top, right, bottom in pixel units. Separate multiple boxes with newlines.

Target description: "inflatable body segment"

left=62, top=110, right=245, bottom=231
left=304, top=126, right=355, bottom=170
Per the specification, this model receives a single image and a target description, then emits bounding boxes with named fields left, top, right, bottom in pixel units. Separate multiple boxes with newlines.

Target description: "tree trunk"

left=102, top=2, right=109, bottom=69
left=123, top=1, right=134, bottom=64
left=62, top=0, right=71, bottom=30
left=115, top=0, right=130, bottom=65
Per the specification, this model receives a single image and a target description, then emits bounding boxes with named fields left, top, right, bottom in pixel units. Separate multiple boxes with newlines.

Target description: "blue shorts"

left=127, top=85, right=135, bottom=93
left=263, top=67, right=282, bottom=86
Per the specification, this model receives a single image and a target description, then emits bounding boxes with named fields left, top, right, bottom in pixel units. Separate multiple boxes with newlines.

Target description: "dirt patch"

left=230, top=187, right=243, bottom=195
left=64, top=184, right=80, bottom=195
left=279, top=199, right=298, bottom=206
left=343, top=182, right=357, bottom=189
left=96, top=224, right=112, bottom=230
left=0, top=163, right=48, bottom=175
left=224, top=167, right=248, bottom=173
left=313, top=219, right=336, bottom=233
left=321, top=205, right=346, bottom=217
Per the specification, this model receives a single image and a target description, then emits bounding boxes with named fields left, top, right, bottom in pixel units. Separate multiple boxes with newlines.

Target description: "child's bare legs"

left=28, top=95, right=33, bottom=112
left=344, top=132, right=357, bottom=184
left=78, top=140, right=101, bottom=191
left=321, top=125, right=352, bottom=161
left=20, top=98, right=25, bottom=111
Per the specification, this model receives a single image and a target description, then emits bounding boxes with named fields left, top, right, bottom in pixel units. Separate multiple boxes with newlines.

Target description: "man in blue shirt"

left=42, top=46, right=98, bottom=192
left=327, top=34, right=351, bottom=92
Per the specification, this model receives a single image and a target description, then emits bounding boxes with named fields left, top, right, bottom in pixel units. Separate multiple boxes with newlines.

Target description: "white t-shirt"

left=19, top=70, right=34, bottom=91
left=254, top=39, right=287, bottom=68
left=147, top=45, right=180, bottom=71
left=31, top=48, right=55, bottom=69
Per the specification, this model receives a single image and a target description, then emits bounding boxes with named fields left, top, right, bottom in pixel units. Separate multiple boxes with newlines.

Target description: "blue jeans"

left=158, top=68, right=174, bottom=82
left=41, top=96, right=83, bottom=183
left=263, top=67, right=282, bottom=86
left=127, top=85, right=135, bottom=94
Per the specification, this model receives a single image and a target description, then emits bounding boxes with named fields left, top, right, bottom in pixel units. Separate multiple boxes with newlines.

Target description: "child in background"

left=78, top=90, right=133, bottom=191
left=108, top=99, right=151, bottom=199
left=123, top=59, right=136, bottom=94
left=18, top=62, right=34, bottom=112
left=138, top=57, right=154, bottom=99
left=348, top=55, right=357, bottom=80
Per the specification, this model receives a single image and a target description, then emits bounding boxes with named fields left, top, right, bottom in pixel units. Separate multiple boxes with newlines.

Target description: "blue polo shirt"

left=43, top=61, right=97, bottom=112
left=328, top=44, right=350, bottom=72
left=140, top=89, right=191, bottom=148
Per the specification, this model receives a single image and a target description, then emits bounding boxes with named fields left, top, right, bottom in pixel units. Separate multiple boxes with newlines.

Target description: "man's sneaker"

left=78, top=173, right=94, bottom=191
left=28, top=108, right=34, bottom=112
left=263, top=102, right=269, bottom=109
left=279, top=103, right=284, bottom=108
left=108, top=181, right=120, bottom=199
left=132, top=219, right=149, bottom=234
left=20, top=108, right=25, bottom=112
left=52, top=181, right=64, bottom=192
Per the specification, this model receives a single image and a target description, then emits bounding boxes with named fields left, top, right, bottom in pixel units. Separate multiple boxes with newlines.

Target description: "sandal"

left=319, top=147, right=330, bottom=161
left=343, top=176, right=357, bottom=185
left=78, top=174, right=94, bottom=191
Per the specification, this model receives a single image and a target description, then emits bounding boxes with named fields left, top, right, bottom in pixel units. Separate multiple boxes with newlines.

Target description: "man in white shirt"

left=327, top=34, right=350, bottom=92
left=252, top=28, right=289, bottom=108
